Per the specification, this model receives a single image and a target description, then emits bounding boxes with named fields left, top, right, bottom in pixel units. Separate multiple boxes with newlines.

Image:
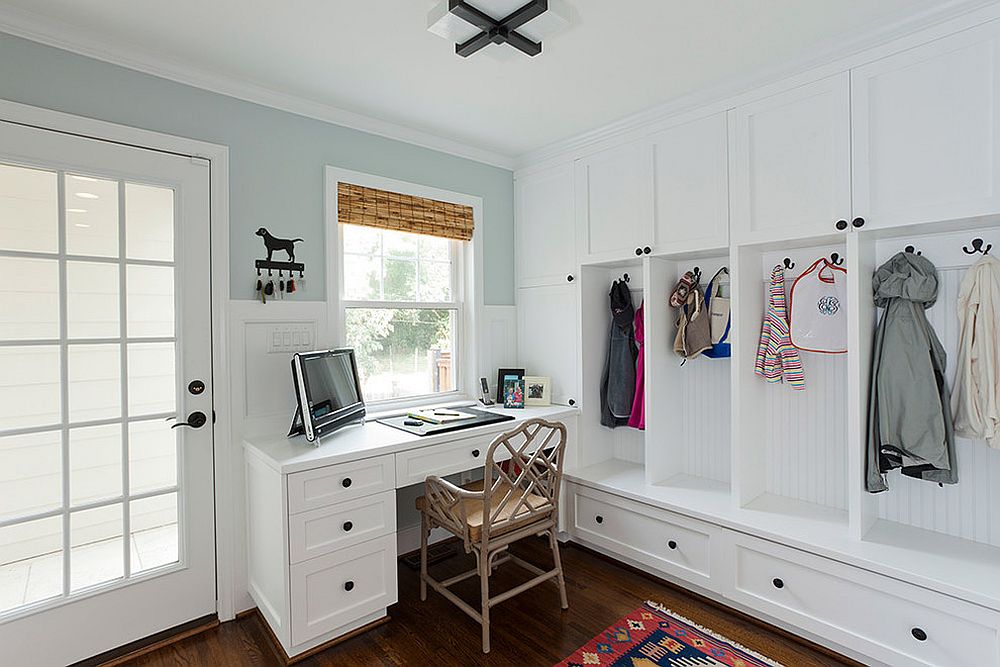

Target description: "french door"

left=0, top=120, right=215, bottom=666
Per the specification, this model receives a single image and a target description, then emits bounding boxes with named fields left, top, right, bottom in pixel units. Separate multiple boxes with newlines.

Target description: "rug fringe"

left=644, top=600, right=786, bottom=667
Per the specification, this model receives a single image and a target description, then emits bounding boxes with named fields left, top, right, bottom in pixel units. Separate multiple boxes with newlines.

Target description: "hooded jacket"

left=951, top=255, right=1000, bottom=448
left=600, top=279, right=637, bottom=428
left=866, top=252, right=957, bottom=493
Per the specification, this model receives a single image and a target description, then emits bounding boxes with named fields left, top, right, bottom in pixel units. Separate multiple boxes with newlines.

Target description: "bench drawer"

left=289, top=490, right=396, bottom=564
left=287, top=454, right=394, bottom=514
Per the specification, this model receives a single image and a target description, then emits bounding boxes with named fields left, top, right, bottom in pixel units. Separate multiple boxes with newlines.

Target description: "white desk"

left=244, top=405, right=577, bottom=660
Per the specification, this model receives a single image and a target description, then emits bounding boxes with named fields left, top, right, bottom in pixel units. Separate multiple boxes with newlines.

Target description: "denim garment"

left=600, top=280, right=637, bottom=428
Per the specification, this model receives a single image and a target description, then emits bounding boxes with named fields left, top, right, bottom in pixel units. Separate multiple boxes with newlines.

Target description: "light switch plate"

left=267, top=324, right=318, bottom=354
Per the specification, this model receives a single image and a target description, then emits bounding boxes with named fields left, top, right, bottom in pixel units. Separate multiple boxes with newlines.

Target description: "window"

left=340, top=224, right=463, bottom=403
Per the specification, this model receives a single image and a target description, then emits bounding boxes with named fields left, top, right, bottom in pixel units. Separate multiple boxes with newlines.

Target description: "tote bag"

left=789, top=258, right=847, bottom=354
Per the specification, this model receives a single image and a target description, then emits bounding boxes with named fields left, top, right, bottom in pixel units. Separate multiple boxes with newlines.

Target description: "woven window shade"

left=337, top=182, right=474, bottom=242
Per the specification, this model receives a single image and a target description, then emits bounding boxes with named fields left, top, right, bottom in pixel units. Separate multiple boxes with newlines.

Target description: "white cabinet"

left=852, top=21, right=1000, bottom=230
left=650, top=112, right=730, bottom=253
left=517, top=284, right=579, bottom=407
left=575, top=140, right=653, bottom=263
left=729, top=74, right=852, bottom=243
left=516, top=163, right=576, bottom=287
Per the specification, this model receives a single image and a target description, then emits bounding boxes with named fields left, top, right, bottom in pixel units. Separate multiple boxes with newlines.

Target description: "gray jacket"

left=866, top=252, right=957, bottom=492
left=600, top=279, right=637, bottom=428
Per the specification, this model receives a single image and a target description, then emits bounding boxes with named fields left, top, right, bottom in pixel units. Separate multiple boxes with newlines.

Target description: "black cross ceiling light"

left=449, top=0, right=548, bottom=57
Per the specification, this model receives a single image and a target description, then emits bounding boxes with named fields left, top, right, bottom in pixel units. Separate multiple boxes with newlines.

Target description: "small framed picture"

left=503, top=378, right=525, bottom=409
left=524, top=376, right=551, bottom=407
left=496, top=368, right=524, bottom=404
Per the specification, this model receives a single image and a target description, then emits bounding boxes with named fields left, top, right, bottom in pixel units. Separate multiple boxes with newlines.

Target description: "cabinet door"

left=729, top=74, right=852, bottom=243
left=575, top=140, right=652, bottom=263
left=650, top=112, right=729, bottom=253
left=517, top=284, right=579, bottom=407
left=852, top=21, right=1000, bottom=230
left=515, top=163, right=576, bottom=288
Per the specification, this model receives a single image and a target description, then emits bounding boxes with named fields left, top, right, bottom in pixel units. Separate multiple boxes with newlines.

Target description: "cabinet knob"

left=344, top=580, right=355, bottom=592
left=835, top=219, right=848, bottom=231
left=567, top=274, right=574, bottom=282
left=911, top=628, right=927, bottom=642
left=568, top=398, right=576, bottom=407
left=643, top=246, right=651, bottom=255
left=635, top=247, right=643, bottom=256
left=472, top=449, right=480, bottom=458
left=852, top=217, right=866, bottom=229
left=595, top=515, right=604, bottom=524
left=667, top=540, right=677, bottom=550
left=343, top=521, right=353, bottom=532
left=772, top=578, right=784, bottom=589
left=342, top=477, right=352, bottom=488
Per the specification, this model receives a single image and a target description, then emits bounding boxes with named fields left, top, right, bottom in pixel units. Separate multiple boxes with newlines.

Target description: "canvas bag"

left=789, top=257, right=847, bottom=354
left=702, top=268, right=731, bottom=358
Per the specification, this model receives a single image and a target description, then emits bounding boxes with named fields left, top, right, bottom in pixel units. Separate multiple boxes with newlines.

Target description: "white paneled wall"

left=679, top=358, right=732, bottom=483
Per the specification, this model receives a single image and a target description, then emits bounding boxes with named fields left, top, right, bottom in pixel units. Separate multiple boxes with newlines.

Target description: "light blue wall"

left=0, top=32, right=515, bottom=305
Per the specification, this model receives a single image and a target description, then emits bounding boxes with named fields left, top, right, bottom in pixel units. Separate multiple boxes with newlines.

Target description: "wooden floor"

left=122, top=539, right=857, bottom=666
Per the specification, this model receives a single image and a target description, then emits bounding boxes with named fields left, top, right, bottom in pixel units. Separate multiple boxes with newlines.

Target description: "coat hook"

left=904, top=245, right=922, bottom=256
left=829, top=252, right=844, bottom=266
left=782, top=257, right=795, bottom=270
left=623, top=273, right=630, bottom=283
left=692, top=266, right=701, bottom=281
left=962, top=238, right=992, bottom=255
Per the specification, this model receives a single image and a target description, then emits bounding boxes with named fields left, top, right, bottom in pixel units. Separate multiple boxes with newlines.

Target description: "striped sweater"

left=754, top=265, right=805, bottom=390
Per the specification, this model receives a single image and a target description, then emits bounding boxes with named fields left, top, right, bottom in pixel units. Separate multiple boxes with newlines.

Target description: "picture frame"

left=503, top=378, right=525, bottom=409
left=524, top=376, right=551, bottom=407
left=496, top=368, right=524, bottom=404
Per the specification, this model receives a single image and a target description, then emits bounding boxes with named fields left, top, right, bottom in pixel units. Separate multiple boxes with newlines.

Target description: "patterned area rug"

left=555, top=601, right=784, bottom=667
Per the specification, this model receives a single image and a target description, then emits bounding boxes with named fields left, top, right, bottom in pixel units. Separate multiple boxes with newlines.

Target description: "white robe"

left=951, top=255, right=1000, bottom=448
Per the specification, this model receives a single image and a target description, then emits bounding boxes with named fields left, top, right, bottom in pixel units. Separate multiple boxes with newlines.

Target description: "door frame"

left=0, top=98, right=236, bottom=621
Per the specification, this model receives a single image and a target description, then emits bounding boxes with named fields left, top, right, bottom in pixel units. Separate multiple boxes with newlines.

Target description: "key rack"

left=256, top=259, right=305, bottom=276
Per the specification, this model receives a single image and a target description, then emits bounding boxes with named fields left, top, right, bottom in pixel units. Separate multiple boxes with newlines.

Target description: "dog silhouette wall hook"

left=255, top=227, right=303, bottom=262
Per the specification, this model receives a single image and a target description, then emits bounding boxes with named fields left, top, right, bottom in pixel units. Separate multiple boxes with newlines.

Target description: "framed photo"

left=496, top=368, right=524, bottom=404
left=503, top=378, right=525, bottom=409
left=524, top=376, right=551, bottom=407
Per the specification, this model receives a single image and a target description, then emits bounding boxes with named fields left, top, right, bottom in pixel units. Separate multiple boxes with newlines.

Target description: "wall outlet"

left=268, top=324, right=317, bottom=354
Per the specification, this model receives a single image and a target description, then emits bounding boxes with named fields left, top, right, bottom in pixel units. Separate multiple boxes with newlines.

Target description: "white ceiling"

left=0, top=1, right=959, bottom=162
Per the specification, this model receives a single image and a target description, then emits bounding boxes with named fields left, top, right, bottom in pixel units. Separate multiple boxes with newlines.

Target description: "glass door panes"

left=0, top=163, right=181, bottom=616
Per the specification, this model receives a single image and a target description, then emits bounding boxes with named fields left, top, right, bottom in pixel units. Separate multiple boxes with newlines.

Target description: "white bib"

left=789, top=258, right=847, bottom=354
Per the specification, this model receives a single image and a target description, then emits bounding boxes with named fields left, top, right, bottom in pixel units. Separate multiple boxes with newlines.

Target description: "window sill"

left=364, top=393, right=478, bottom=420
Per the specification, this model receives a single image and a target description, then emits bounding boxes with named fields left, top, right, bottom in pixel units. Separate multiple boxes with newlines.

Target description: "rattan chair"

left=415, top=418, right=569, bottom=653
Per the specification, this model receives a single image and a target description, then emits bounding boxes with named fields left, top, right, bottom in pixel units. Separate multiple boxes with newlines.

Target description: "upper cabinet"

left=515, top=163, right=577, bottom=288
left=650, top=112, right=730, bottom=253
left=852, top=21, right=1000, bottom=230
left=729, top=73, right=852, bottom=244
left=575, top=140, right=653, bottom=263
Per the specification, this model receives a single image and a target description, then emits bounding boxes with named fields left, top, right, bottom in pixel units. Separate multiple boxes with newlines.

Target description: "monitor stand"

left=288, top=406, right=304, bottom=438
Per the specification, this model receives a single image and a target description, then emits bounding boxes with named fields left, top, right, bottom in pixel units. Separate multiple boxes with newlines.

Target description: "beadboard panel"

left=679, top=359, right=732, bottom=483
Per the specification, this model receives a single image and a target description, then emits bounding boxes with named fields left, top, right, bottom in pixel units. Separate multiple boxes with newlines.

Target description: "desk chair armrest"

left=423, top=475, right=480, bottom=550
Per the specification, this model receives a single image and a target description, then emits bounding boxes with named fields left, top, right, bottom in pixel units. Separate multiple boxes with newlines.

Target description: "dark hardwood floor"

left=123, top=538, right=857, bottom=666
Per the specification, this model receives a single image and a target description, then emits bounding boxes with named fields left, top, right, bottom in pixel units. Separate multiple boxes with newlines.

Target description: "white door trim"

left=0, top=98, right=236, bottom=621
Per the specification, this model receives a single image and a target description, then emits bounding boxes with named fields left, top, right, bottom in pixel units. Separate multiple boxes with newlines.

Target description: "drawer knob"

left=567, top=274, right=574, bottom=282
left=772, top=578, right=784, bottom=589
left=852, top=216, right=866, bottom=229
left=835, top=219, right=848, bottom=231
left=344, top=580, right=355, bottom=592
left=568, top=398, right=576, bottom=406
left=911, top=628, right=927, bottom=642
left=472, top=449, right=480, bottom=457
left=667, top=540, right=677, bottom=550
left=643, top=246, right=651, bottom=255
left=342, top=477, right=352, bottom=488
left=595, top=515, right=604, bottom=524
left=635, top=247, right=643, bottom=256
left=343, top=521, right=353, bottom=532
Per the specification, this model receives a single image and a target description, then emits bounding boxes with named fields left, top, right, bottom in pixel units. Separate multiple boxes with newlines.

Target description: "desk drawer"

left=287, top=454, right=395, bottom=514
left=729, top=535, right=1000, bottom=666
left=570, top=485, right=713, bottom=584
left=395, top=435, right=506, bottom=486
left=289, top=490, right=396, bottom=564
left=289, top=534, right=397, bottom=646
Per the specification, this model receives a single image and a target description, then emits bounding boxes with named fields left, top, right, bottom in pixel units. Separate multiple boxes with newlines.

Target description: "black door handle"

left=170, top=411, right=207, bottom=429
left=188, top=379, right=206, bottom=395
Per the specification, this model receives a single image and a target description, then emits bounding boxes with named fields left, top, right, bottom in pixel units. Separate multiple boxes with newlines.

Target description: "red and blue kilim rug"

left=555, top=601, right=784, bottom=667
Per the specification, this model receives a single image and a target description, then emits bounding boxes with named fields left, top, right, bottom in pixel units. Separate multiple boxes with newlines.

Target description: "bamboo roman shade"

left=337, top=182, right=475, bottom=242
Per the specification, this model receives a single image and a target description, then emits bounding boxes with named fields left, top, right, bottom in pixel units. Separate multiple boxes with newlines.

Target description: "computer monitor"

left=288, top=348, right=366, bottom=443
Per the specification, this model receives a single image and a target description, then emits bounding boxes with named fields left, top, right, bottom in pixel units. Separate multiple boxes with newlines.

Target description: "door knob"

left=170, top=411, right=207, bottom=429
left=188, top=379, right=206, bottom=395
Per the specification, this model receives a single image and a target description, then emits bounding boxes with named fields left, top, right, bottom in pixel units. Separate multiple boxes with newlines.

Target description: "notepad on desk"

left=405, top=407, right=478, bottom=425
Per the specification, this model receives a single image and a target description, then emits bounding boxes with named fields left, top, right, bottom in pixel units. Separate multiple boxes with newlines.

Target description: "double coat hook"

left=963, top=238, right=992, bottom=255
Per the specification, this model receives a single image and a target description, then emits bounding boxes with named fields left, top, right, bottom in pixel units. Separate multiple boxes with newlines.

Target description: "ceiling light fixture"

left=428, top=0, right=570, bottom=58
left=75, top=192, right=99, bottom=199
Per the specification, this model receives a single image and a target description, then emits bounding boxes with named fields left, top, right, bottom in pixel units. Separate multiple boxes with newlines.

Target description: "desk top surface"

left=244, top=404, right=577, bottom=474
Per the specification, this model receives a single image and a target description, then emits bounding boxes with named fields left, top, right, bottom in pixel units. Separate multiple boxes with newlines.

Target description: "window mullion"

left=118, top=179, right=131, bottom=579
left=57, top=170, right=70, bottom=599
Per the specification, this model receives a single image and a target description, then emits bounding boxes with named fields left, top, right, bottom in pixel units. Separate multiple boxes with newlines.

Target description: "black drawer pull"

left=911, top=628, right=927, bottom=642
left=835, top=219, right=848, bottom=231
left=852, top=216, right=866, bottom=229
left=568, top=398, right=576, bottom=406
left=342, top=477, right=352, bottom=488
left=344, top=580, right=355, bottom=592
left=343, top=521, right=353, bottom=532
left=643, top=246, right=651, bottom=255
left=472, top=449, right=480, bottom=457
left=667, top=540, right=677, bottom=550
left=772, top=578, right=784, bottom=589
left=635, top=247, right=643, bottom=256
left=567, top=274, right=574, bottom=282
left=595, top=515, right=604, bottom=524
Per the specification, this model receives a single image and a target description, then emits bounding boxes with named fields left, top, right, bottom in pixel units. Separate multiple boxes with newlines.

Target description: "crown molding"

left=516, top=0, right=1000, bottom=170
left=0, top=5, right=517, bottom=170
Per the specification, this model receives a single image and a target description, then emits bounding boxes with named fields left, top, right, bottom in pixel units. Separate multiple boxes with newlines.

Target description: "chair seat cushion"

left=416, top=479, right=552, bottom=541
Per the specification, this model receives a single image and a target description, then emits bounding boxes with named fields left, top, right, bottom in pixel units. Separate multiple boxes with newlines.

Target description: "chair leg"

left=419, top=512, right=428, bottom=602
left=480, top=553, right=491, bottom=653
left=549, top=529, right=569, bottom=610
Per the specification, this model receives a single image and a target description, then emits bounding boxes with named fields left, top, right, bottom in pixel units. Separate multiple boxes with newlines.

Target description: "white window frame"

left=325, top=167, right=483, bottom=412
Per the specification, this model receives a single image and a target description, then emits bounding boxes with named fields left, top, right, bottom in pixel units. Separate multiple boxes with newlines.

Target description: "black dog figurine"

left=255, top=227, right=303, bottom=262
